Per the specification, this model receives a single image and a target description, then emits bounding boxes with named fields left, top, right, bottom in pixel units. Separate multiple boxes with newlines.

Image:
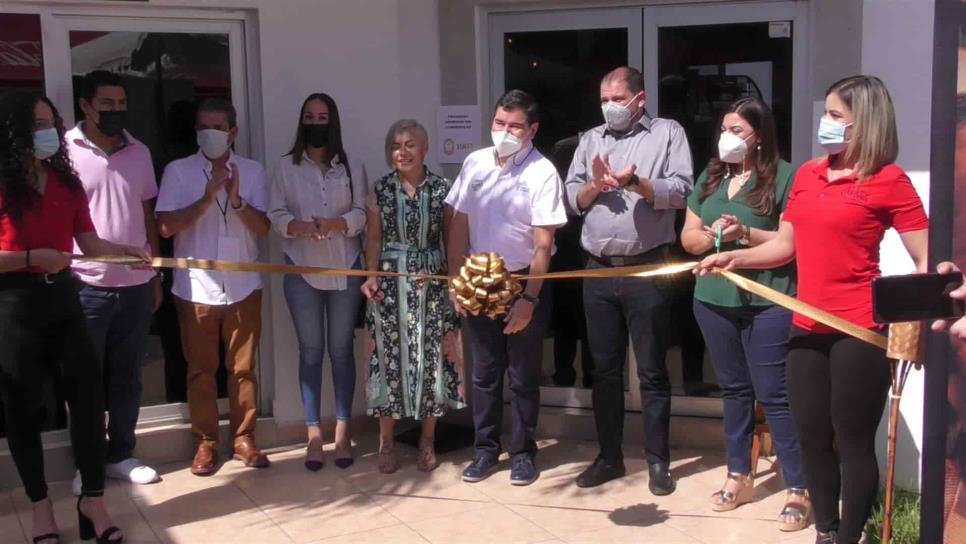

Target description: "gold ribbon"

left=72, top=254, right=892, bottom=350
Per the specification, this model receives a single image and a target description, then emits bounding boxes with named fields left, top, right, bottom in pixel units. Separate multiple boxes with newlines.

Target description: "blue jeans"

left=692, top=300, right=806, bottom=489
left=77, top=280, right=155, bottom=463
left=283, top=259, right=363, bottom=424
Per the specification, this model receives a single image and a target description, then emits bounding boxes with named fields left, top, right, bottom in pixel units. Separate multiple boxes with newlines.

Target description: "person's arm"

left=228, top=163, right=270, bottom=236
left=632, top=122, right=694, bottom=209
left=446, top=208, right=469, bottom=276
left=681, top=208, right=714, bottom=255
left=696, top=220, right=795, bottom=275
left=503, top=225, right=554, bottom=334
left=360, top=192, right=383, bottom=301
left=75, top=231, right=150, bottom=260
left=157, top=166, right=221, bottom=239
left=0, top=250, right=70, bottom=273
left=143, top=198, right=163, bottom=311
left=899, top=228, right=928, bottom=273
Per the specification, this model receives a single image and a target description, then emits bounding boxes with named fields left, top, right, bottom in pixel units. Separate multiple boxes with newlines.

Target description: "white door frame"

left=1, top=2, right=269, bottom=426
left=642, top=0, right=812, bottom=165
left=41, top=15, right=251, bottom=158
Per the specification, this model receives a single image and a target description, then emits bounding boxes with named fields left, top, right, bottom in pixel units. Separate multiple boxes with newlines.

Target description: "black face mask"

left=96, top=110, right=127, bottom=137
left=302, top=124, right=330, bottom=148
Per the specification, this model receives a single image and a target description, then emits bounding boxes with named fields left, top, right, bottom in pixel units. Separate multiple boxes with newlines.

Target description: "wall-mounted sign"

left=437, top=105, right=481, bottom=164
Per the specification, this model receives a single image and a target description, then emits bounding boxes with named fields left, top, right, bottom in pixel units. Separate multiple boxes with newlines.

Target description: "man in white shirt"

left=156, top=98, right=271, bottom=476
left=446, top=90, right=567, bottom=486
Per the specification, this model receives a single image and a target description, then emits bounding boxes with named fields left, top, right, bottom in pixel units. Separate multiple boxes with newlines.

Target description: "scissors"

left=714, top=224, right=723, bottom=254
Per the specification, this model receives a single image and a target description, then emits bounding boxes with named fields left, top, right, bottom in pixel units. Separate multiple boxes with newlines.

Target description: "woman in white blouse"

left=269, top=93, right=367, bottom=471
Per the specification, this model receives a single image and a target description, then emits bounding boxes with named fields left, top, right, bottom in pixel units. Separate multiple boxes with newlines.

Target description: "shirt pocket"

left=508, top=181, right=532, bottom=224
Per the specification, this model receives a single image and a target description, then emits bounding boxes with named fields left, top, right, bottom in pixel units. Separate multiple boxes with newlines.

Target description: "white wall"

left=862, top=0, right=936, bottom=491
left=251, top=0, right=442, bottom=425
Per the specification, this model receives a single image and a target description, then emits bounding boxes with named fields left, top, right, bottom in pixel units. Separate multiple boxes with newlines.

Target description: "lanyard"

left=203, top=169, right=230, bottom=233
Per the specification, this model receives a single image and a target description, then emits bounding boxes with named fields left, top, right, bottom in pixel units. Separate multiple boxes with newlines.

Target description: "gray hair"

left=384, top=119, right=428, bottom=166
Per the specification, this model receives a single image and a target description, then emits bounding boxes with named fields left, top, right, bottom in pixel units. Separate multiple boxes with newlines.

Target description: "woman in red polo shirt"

left=0, top=92, right=149, bottom=544
left=698, top=76, right=928, bottom=544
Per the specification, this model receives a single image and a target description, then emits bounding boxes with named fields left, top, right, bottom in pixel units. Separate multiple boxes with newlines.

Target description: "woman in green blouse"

left=681, top=97, right=809, bottom=532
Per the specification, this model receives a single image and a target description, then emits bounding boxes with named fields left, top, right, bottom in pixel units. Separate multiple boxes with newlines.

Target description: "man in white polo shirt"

left=156, top=98, right=271, bottom=476
left=68, top=70, right=162, bottom=493
left=446, top=90, right=567, bottom=486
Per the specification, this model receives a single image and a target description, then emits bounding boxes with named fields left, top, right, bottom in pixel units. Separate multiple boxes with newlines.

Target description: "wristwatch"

left=519, top=292, right=539, bottom=307
left=736, top=225, right=752, bottom=246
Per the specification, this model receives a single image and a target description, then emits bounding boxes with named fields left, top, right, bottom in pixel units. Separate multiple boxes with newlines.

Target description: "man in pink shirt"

left=67, top=71, right=162, bottom=491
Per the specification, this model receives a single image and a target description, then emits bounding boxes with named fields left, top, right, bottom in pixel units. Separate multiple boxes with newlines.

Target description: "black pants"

left=0, top=273, right=106, bottom=501
left=551, top=276, right=593, bottom=385
left=583, top=249, right=673, bottom=465
left=786, top=327, right=890, bottom=543
left=465, top=282, right=550, bottom=461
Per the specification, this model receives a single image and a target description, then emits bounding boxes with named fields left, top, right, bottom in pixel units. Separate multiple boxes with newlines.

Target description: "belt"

left=0, top=269, right=73, bottom=288
left=586, top=244, right=670, bottom=267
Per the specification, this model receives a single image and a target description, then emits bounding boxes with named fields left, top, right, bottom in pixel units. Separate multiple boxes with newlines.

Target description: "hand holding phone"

left=872, top=271, right=966, bottom=324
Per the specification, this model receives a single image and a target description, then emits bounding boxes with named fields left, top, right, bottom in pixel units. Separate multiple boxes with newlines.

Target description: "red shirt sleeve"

left=73, top=190, right=96, bottom=236
left=883, top=169, right=928, bottom=232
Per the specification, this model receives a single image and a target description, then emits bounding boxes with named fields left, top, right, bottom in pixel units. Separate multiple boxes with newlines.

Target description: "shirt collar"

left=197, top=148, right=237, bottom=173
left=73, top=121, right=131, bottom=155
left=812, top=157, right=858, bottom=183
left=492, top=141, right=535, bottom=171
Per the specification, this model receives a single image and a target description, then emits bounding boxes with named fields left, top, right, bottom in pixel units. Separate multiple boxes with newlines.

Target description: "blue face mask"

left=33, top=127, right=60, bottom=160
left=817, top=116, right=852, bottom=155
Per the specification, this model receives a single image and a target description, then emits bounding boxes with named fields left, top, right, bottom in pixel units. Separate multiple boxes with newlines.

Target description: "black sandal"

left=32, top=533, right=60, bottom=544
left=77, top=496, right=123, bottom=543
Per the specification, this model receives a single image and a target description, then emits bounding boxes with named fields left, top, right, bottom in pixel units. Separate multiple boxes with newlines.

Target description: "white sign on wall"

left=437, top=105, right=481, bottom=164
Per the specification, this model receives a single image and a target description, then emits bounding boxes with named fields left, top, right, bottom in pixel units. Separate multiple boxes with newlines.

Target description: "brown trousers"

left=176, top=290, right=261, bottom=447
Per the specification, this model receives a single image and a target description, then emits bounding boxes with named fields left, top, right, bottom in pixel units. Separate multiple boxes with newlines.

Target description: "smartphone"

left=872, top=272, right=966, bottom=323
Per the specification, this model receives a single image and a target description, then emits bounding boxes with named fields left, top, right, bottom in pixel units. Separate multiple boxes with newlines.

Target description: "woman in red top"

left=698, top=76, right=928, bottom=544
left=0, top=92, right=149, bottom=544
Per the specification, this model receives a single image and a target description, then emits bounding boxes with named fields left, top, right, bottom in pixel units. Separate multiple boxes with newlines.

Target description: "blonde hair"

left=384, top=119, right=428, bottom=167
left=826, top=75, right=899, bottom=179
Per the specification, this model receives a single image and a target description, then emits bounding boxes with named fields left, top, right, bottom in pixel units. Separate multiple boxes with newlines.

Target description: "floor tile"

left=407, top=504, right=554, bottom=544
left=309, top=523, right=428, bottom=543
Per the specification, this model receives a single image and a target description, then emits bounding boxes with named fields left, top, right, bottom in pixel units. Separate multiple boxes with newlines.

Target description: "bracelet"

left=25, top=249, right=31, bottom=268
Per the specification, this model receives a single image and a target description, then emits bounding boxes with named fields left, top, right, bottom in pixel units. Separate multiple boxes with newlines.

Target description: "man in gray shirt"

left=564, top=66, right=693, bottom=493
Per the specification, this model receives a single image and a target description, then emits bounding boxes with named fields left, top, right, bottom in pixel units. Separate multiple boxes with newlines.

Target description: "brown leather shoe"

left=191, top=442, right=218, bottom=476
left=233, top=437, right=270, bottom=468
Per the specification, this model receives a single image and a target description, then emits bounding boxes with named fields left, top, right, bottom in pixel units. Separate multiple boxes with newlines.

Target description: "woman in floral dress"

left=361, top=119, right=464, bottom=473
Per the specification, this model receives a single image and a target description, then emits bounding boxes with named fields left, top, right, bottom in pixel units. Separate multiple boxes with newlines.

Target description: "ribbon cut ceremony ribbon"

left=72, top=254, right=891, bottom=350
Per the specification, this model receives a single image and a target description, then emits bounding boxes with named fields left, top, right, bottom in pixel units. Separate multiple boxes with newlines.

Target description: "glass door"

left=488, top=8, right=642, bottom=410
left=41, top=14, right=258, bottom=418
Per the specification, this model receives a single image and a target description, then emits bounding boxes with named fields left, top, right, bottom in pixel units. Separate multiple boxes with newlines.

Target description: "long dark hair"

left=698, top=97, right=780, bottom=216
left=287, top=93, right=351, bottom=177
left=0, top=92, right=82, bottom=220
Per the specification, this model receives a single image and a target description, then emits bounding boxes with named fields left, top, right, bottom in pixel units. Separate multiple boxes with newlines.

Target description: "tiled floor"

left=2, top=434, right=823, bottom=543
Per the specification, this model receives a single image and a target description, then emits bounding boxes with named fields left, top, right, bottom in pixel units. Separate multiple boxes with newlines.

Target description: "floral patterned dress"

left=365, top=169, right=464, bottom=419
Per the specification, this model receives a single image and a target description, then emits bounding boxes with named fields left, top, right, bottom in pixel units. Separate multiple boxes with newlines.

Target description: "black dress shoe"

left=815, top=530, right=837, bottom=544
left=576, top=458, right=626, bottom=488
left=648, top=462, right=675, bottom=495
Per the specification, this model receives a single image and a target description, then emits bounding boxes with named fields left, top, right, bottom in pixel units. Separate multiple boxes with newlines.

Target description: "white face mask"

left=33, top=128, right=60, bottom=160
left=197, top=128, right=230, bottom=159
left=718, top=131, right=752, bottom=164
left=601, top=93, right=640, bottom=132
left=817, top=116, right=852, bottom=155
left=491, top=130, right=524, bottom=158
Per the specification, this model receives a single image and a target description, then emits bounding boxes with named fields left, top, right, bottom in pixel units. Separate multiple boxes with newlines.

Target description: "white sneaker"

left=71, top=470, right=82, bottom=496
left=105, top=458, right=160, bottom=484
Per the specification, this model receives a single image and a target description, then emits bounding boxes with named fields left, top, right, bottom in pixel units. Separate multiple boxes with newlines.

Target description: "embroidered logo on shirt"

left=842, top=186, right=869, bottom=204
